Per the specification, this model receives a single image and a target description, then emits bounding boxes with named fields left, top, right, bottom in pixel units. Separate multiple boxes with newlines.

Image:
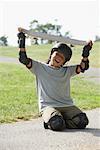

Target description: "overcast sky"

left=0, top=0, right=100, bottom=46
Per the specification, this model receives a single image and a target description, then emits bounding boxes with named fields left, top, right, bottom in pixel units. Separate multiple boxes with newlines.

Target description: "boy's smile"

left=49, top=51, right=65, bottom=68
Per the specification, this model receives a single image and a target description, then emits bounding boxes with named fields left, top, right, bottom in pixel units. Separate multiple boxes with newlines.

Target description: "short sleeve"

left=67, top=65, right=77, bottom=77
left=29, top=59, right=41, bottom=75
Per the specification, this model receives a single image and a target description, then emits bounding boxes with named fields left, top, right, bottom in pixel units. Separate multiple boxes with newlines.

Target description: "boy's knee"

left=44, top=115, right=65, bottom=131
left=77, top=113, right=89, bottom=129
left=66, top=113, right=89, bottom=129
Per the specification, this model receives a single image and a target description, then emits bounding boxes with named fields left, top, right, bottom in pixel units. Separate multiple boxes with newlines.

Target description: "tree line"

left=0, top=19, right=70, bottom=46
left=29, top=19, right=70, bottom=44
left=0, top=36, right=8, bottom=46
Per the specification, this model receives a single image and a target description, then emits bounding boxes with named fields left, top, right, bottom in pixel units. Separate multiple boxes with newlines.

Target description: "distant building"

left=95, top=35, right=100, bottom=42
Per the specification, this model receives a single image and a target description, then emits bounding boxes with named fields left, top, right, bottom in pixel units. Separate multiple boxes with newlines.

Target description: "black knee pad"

left=48, top=115, right=65, bottom=131
left=65, top=113, right=89, bottom=129
left=72, top=113, right=89, bottom=129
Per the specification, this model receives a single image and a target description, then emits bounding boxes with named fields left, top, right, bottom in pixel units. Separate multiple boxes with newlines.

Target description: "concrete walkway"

left=0, top=108, right=100, bottom=150
left=81, top=67, right=100, bottom=84
left=0, top=56, right=19, bottom=64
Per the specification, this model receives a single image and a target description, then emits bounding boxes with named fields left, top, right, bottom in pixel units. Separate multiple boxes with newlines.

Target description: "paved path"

left=0, top=56, right=19, bottom=64
left=0, top=108, right=100, bottom=150
left=81, top=67, right=100, bottom=84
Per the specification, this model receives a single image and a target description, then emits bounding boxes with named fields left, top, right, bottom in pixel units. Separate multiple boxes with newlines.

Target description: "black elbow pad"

left=19, top=51, right=30, bottom=65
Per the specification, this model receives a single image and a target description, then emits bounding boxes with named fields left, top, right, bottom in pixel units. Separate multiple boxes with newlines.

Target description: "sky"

left=0, top=0, right=100, bottom=46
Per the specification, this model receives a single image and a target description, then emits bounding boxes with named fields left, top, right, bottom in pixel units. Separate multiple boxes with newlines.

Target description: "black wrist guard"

left=82, top=44, right=92, bottom=57
left=80, top=59, right=89, bottom=73
left=17, top=32, right=26, bottom=48
left=19, top=51, right=30, bottom=65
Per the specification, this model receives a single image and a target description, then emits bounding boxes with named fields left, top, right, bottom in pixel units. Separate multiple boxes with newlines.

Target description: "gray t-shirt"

left=30, top=59, right=77, bottom=112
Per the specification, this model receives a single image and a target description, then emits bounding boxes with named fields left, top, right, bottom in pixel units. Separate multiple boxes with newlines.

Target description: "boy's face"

left=49, top=51, right=65, bottom=68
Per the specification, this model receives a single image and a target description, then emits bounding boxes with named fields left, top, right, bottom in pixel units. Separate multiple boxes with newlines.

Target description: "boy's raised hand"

left=82, top=40, right=93, bottom=58
left=18, top=27, right=24, bottom=32
left=17, top=27, right=26, bottom=48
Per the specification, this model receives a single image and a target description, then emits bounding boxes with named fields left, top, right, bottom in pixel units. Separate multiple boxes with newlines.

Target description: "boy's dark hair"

left=47, top=43, right=72, bottom=64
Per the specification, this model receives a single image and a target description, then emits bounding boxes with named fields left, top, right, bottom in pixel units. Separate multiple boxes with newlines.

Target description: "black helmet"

left=51, top=43, right=72, bottom=63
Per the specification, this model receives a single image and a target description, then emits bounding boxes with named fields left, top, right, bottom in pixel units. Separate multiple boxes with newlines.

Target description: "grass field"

left=0, top=63, right=38, bottom=123
left=0, top=42, right=100, bottom=123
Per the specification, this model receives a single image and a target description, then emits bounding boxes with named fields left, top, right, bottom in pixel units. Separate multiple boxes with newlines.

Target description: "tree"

left=0, top=36, right=8, bottom=46
left=29, top=19, right=38, bottom=29
left=40, top=23, right=55, bottom=44
left=54, top=24, right=62, bottom=36
left=29, top=20, right=39, bottom=45
left=64, top=31, right=70, bottom=37
left=29, top=19, right=70, bottom=44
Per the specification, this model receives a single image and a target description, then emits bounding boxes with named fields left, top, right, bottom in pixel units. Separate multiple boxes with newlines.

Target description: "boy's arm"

left=17, top=28, right=32, bottom=69
left=76, top=40, right=93, bottom=74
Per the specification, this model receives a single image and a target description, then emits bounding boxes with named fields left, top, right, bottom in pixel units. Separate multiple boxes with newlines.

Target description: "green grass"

left=0, top=63, right=38, bottom=123
left=0, top=46, right=18, bottom=58
left=71, top=76, right=100, bottom=110
left=0, top=41, right=100, bottom=67
left=0, top=44, right=51, bottom=62
left=0, top=63, right=100, bottom=123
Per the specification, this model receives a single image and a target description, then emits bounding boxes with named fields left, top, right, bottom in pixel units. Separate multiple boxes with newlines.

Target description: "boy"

left=17, top=28, right=93, bottom=131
